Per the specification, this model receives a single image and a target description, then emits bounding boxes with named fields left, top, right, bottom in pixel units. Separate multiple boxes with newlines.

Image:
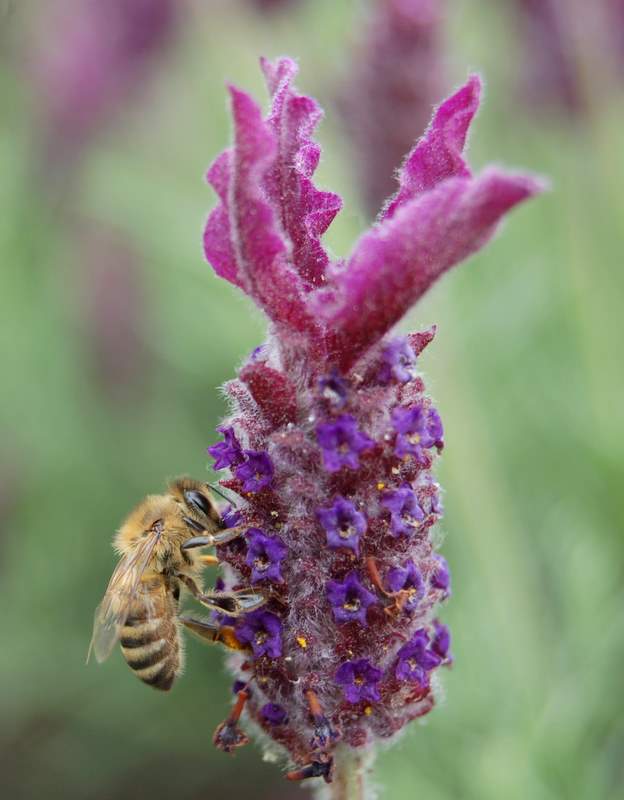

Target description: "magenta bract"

left=203, top=57, right=543, bottom=777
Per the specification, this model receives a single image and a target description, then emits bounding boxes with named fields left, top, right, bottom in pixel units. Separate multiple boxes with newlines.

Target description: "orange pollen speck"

left=364, top=706, right=373, bottom=716
left=376, top=482, right=385, bottom=490
left=354, top=676, right=364, bottom=685
left=296, top=636, right=308, bottom=649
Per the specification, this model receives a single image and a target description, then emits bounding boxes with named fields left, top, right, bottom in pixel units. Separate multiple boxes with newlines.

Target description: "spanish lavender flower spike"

left=203, top=57, right=544, bottom=788
left=340, top=0, right=447, bottom=216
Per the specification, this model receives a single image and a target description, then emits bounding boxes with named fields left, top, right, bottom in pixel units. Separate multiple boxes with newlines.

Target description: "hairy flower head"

left=203, top=56, right=543, bottom=781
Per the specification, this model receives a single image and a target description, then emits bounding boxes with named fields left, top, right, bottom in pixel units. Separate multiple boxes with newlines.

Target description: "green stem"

left=315, top=746, right=375, bottom=800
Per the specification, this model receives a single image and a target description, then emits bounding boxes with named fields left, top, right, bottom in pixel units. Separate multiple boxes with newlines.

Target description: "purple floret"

left=235, top=450, right=274, bottom=492
left=395, top=629, right=441, bottom=684
left=392, top=404, right=443, bottom=461
left=261, top=703, right=288, bottom=725
left=378, top=337, right=417, bottom=384
left=327, top=571, right=377, bottom=626
left=316, top=414, right=374, bottom=472
left=235, top=610, right=282, bottom=658
left=335, top=658, right=383, bottom=704
left=386, top=560, right=425, bottom=611
left=431, top=620, right=452, bottom=661
left=317, top=496, right=367, bottom=555
left=431, top=554, right=451, bottom=591
left=245, top=528, right=287, bottom=583
left=319, top=370, right=349, bottom=408
left=208, top=426, right=244, bottom=470
left=381, top=484, right=425, bottom=537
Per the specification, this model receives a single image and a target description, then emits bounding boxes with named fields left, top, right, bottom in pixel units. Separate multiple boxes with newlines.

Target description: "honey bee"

left=88, top=477, right=263, bottom=691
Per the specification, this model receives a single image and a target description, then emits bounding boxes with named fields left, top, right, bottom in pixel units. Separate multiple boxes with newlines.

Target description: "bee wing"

left=88, top=532, right=161, bottom=664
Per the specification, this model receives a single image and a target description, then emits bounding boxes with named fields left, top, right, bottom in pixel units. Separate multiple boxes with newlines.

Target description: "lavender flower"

left=261, top=703, right=288, bottom=725
left=378, top=337, right=418, bottom=384
left=319, top=370, right=349, bottom=408
left=235, top=450, right=274, bottom=492
left=245, top=528, right=287, bottom=583
left=335, top=659, right=383, bottom=704
left=235, top=610, right=282, bottom=659
left=395, top=629, right=441, bottom=684
left=326, top=571, right=377, bottom=626
left=203, top=57, right=543, bottom=783
left=393, top=404, right=443, bottom=460
left=431, top=554, right=451, bottom=591
left=340, top=0, right=447, bottom=215
left=32, top=0, right=177, bottom=169
left=316, top=415, right=374, bottom=472
left=386, top=561, right=425, bottom=610
left=317, top=497, right=367, bottom=554
left=208, top=426, right=244, bottom=470
left=431, top=619, right=452, bottom=661
left=381, top=484, right=425, bottom=537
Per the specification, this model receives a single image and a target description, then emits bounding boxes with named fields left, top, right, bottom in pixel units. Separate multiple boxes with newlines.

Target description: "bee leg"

left=177, top=574, right=266, bottom=615
left=180, top=616, right=246, bottom=651
left=181, top=526, right=246, bottom=551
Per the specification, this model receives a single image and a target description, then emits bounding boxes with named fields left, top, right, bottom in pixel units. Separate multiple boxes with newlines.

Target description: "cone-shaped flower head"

left=203, top=56, right=543, bottom=779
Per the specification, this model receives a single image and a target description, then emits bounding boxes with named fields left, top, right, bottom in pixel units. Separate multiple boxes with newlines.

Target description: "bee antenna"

left=209, top=483, right=239, bottom=508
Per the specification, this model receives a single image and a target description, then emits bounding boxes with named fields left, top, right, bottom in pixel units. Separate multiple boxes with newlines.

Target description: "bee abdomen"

left=120, top=615, right=181, bottom=692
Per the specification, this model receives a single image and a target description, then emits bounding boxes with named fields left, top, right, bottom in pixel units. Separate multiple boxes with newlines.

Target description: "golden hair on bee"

left=88, top=477, right=264, bottom=691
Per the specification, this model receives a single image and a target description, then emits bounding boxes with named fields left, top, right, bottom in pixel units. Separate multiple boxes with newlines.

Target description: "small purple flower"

left=327, top=571, right=377, bottom=626
left=335, top=659, right=383, bottom=704
left=235, top=450, right=274, bottom=492
left=261, top=703, right=288, bottom=725
left=208, top=426, right=244, bottom=470
left=431, top=555, right=451, bottom=591
left=431, top=620, right=451, bottom=661
left=386, top=561, right=425, bottom=611
left=319, top=370, right=349, bottom=408
left=317, top=497, right=367, bottom=555
left=381, top=484, right=425, bottom=537
left=245, top=528, right=287, bottom=583
left=378, top=338, right=417, bottom=384
left=316, top=414, right=374, bottom=472
left=235, top=610, right=282, bottom=659
left=395, top=629, right=441, bottom=683
left=392, top=404, right=443, bottom=460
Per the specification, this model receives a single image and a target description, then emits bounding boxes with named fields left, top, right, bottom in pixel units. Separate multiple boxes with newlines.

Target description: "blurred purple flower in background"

left=340, top=0, right=446, bottom=216
left=203, top=56, right=543, bottom=785
left=75, top=222, right=150, bottom=404
left=32, top=0, right=177, bottom=169
left=511, top=0, right=624, bottom=116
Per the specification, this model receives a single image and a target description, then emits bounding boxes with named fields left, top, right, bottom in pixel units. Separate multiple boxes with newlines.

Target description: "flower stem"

left=315, top=746, right=375, bottom=800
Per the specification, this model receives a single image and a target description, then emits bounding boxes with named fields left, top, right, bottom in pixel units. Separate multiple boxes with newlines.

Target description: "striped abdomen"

left=120, top=578, right=183, bottom=691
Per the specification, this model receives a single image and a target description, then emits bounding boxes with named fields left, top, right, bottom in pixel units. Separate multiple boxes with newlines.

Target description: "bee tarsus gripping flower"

left=203, top=56, right=544, bottom=791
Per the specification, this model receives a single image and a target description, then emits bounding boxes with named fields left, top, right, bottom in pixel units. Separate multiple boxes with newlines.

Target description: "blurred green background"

left=1, top=1, right=623, bottom=798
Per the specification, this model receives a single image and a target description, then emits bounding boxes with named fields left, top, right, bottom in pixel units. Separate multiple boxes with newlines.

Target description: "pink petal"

left=261, top=57, right=342, bottom=288
left=382, top=75, right=481, bottom=221
left=317, top=168, right=545, bottom=370
left=203, top=87, right=315, bottom=333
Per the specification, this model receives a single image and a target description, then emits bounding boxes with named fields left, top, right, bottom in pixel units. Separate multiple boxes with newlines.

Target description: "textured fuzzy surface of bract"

left=203, top=57, right=544, bottom=778
left=340, top=0, right=446, bottom=216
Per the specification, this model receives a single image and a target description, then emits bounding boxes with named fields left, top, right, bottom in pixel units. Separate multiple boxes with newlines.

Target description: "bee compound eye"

left=184, top=490, right=211, bottom=517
